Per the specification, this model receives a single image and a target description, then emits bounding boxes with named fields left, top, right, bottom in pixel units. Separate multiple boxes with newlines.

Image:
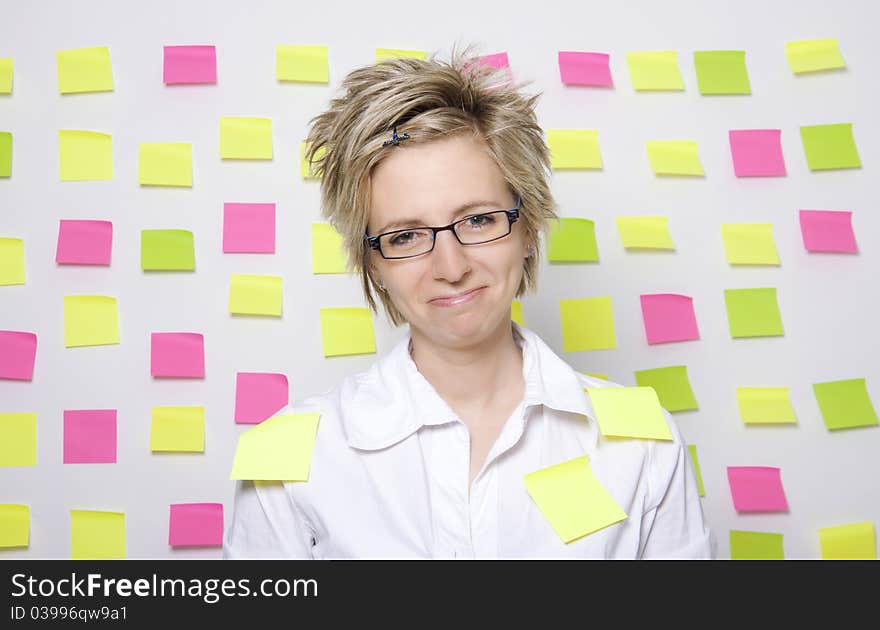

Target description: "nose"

left=430, top=229, right=471, bottom=283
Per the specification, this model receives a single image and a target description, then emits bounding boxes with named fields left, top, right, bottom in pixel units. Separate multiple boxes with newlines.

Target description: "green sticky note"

left=138, top=142, right=193, bottom=186
left=0, top=412, right=37, bottom=467
left=547, top=129, right=602, bottom=169
left=140, top=229, right=195, bottom=271
left=300, top=141, right=325, bottom=179
left=70, top=509, right=125, bottom=559
left=228, top=274, right=283, bottom=316
left=150, top=406, right=205, bottom=452
left=0, top=504, right=29, bottom=547
left=276, top=45, right=329, bottom=83
left=547, top=218, right=598, bottom=262
left=63, top=295, right=120, bottom=347
left=625, top=51, right=684, bottom=91
left=786, top=39, right=846, bottom=74
left=0, top=131, right=11, bottom=177
left=634, top=366, right=698, bottom=412
left=511, top=300, right=524, bottom=326
left=0, top=58, right=12, bottom=93
left=616, top=216, right=675, bottom=250
left=819, top=522, right=876, bottom=560
left=693, top=50, right=751, bottom=95
left=646, top=140, right=704, bottom=176
left=220, top=117, right=273, bottom=159
left=0, top=237, right=25, bottom=285
left=376, top=48, right=427, bottom=62
left=585, top=372, right=609, bottom=381
left=812, top=378, right=879, bottom=430
left=724, top=288, right=784, bottom=338
left=800, top=123, right=861, bottom=170
left=524, top=455, right=628, bottom=543
left=311, top=223, right=348, bottom=274
left=59, top=130, right=113, bottom=181
left=736, top=387, right=797, bottom=424
left=730, top=530, right=785, bottom=559
left=721, top=223, right=780, bottom=265
left=230, top=412, right=321, bottom=480
left=687, top=444, right=705, bottom=497
left=319, top=307, right=376, bottom=356
left=560, top=297, right=617, bottom=352
left=57, top=46, right=114, bottom=94
left=586, top=386, right=673, bottom=440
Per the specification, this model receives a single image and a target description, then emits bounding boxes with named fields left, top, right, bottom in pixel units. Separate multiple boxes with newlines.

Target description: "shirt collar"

left=341, top=322, right=595, bottom=451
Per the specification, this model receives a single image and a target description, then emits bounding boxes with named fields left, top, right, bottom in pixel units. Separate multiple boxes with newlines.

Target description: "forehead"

left=368, top=134, right=510, bottom=230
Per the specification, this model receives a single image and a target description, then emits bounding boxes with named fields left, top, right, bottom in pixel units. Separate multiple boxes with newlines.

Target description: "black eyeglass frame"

left=365, top=196, right=522, bottom=260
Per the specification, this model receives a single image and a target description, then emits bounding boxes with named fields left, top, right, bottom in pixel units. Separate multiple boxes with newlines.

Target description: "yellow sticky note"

left=59, top=130, right=113, bottom=181
left=228, top=274, right=282, bottom=316
left=220, top=117, right=273, bottom=159
left=0, top=237, right=25, bottom=285
left=0, top=504, right=29, bottom=547
left=230, top=412, right=321, bottom=480
left=320, top=307, right=376, bottom=356
left=736, top=387, right=797, bottom=425
left=625, top=51, right=684, bottom=91
left=63, top=295, right=119, bottom=347
left=687, top=445, right=705, bottom=497
left=786, top=39, right=846, bottom=74
left=150, top=406, right=205, bottom=452
left=547, top=129, right=602, bottom=169
left=277, top=45, right=329, bottom=83
left=511, top=300, right=524, bottom=326
left=0, top=412, right=37, bottom=467
left=585, top=386, right=673, bottom=440
left=300, top=141, right=325, bottom=179
left=140, top=229, right=195, bottom=271
left=376, top=48, right=427, bottom=62
left=0, top=58, right=13, bottom=93
left=70, top=509, right=125, bottom=559
left=138, top=142, right=193, bottom=187
left=525, top=455, right=628, bottom=543
left=646, top=140, right=704, bottom=175
left=311, top=223, right=348, bottom=274
left=57, top=46, right=113, bottom=94
left=616, top=216, right=675, bottom=250
left=819, top=522, right=876, bottom=560
left=721, top=223, right=780, bottom=265
left=585, top=373, right=609, bottom=381
left=559, top=297, right=617, bottom=352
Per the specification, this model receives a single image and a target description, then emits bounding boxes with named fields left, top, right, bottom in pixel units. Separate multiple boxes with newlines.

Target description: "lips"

left=429, top=286, right=485, bottom=307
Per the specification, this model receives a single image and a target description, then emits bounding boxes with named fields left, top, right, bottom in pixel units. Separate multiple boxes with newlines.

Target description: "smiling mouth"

left=428, top=286, right=486, bottom=307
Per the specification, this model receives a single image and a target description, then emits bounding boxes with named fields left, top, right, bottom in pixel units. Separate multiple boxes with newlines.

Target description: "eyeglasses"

left=365, top=196, right=521, bottom=260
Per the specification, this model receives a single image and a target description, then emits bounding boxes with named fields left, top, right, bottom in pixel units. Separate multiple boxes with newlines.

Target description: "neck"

left=409, top=320, right=524, bottom=412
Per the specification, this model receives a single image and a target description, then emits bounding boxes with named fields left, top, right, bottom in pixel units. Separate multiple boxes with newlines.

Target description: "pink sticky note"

left=168, top=503, right=224, bottom=547
left=727, top=466, right=788, bottom=512
left=558, top=51, right=612, bottom=87
left=63, top=409, right=117, bottom=464
left=234, top=372, right=289, bottom=424
left=729, top=129, right=786, bottom=177
left=56, top=220, right=113, bottom=265
left=0, top=330, right=37, bottom=380
left=163, top=45, right=217, bottom=85
left=223, top=202, right=276, bottom=253
left=151, top=332, right=205, bottom=378
left=639, top=294, right=700, bottom=344
left=477, top=52, right=510, bottom=69
left=799, top=210, right=857, bottom=253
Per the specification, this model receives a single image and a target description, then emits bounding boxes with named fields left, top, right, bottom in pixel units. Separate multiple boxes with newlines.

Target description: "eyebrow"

left=374, top=200, right=502, bottom=235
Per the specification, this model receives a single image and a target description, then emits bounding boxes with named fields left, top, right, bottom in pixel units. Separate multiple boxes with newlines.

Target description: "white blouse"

left=223, top=323, right=715, bottom=559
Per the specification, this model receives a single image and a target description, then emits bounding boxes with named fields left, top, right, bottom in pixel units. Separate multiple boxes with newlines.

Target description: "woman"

left=223, top=48, right=714, bottom=559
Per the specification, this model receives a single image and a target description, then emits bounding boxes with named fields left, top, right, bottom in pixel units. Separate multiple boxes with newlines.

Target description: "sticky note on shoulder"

left=547, top=218, right=598, bottom=262
left=319, top=307, right=376, bottom=356
left=547, top=129, right=602, bottom=169
left=277, top=45, right=329, bottom=83
left=786, top=39, right=845, bottom=74
left=525, top=455, right=627, bottom=543
left=141, top=230, right=195, bottom=270
left=0, top=412, right=37, bottom=467
left=70, top=509, right=125, bottom=559
left=57, top=46, right=114, bottom=93
left=585, top=386, right=673, bottom=440
left=0, top=504, right=29, bottom=547
left=230, top=412, right=320, bottom=480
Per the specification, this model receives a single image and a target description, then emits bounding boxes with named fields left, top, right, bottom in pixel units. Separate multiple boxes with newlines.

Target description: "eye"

left=389, top=230, right=421, bottom=246
left=464, top=213, right=497, bottom=228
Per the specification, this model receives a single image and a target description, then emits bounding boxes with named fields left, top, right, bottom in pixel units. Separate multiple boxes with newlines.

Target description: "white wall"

left=1, top=0, right=877, bottom=559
